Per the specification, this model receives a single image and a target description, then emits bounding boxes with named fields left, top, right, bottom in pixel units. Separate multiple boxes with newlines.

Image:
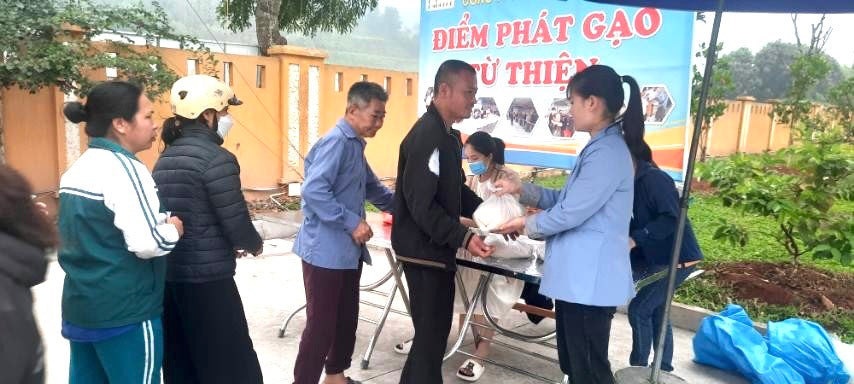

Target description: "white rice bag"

left=483, top=234, right=538, bottom=259
left=473, top=194, right=525, bottom=232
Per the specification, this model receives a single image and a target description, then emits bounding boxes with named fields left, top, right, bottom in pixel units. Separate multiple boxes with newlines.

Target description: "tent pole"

left=649, top=0, right=725, bottom=382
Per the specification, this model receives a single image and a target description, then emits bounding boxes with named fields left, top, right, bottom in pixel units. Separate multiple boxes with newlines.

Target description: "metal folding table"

left=275, top=213, right=565, bottom=381
left=444, top=256, right=567, bottom=384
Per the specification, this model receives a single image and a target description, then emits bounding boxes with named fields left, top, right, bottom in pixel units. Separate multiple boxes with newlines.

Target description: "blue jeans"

left=628, top=265, right=694, bottom=372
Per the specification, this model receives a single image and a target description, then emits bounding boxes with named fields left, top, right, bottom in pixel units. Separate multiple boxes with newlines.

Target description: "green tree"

left=773, top=54, right=832, bottom=141
left=0, top=0, right=213, bottom=163
left=826, top=76, right=854, bottom=143
left=813, top=55, right=845, bottom=102
left=700, top=15, right=853, bottom=266
left=721, top=47, right=759, bottom=99
left=773, top=14, right=835, bottom=142
left=697, top=142, right=853, bottom=265
left=753, top=41, right=801, bottom=101
left=216, top=0, right=379, bottom=55
left=691, top=42, right=735, bottom=161
left=747, top=41, right=843, bottom=102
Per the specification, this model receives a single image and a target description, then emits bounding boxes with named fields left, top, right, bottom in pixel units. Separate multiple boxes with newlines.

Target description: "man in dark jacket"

left=393, top=59, right=493, bottom=384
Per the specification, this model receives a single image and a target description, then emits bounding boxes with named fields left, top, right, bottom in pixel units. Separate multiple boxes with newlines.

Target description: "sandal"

left=393, top=339, right=412, bottom=355
left=456, top=359, right=485, bottom=382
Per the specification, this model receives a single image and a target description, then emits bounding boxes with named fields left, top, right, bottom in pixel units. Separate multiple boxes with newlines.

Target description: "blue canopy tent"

left=590, top=0, right=854, bottom=13
left=581, top=1, right=854, bottom=383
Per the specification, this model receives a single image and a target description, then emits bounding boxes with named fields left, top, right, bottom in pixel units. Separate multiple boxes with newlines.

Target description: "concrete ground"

left=33, top=239, right=850, bottom=383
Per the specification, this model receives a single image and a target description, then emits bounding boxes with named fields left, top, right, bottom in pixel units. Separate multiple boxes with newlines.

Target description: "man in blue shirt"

left=292, top=82, right=394, bottom=384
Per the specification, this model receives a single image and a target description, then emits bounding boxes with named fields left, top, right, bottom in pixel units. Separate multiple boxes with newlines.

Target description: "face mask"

left=217, top=114, right=234, bottom=138
left=468, top=160, right=487, bottom=175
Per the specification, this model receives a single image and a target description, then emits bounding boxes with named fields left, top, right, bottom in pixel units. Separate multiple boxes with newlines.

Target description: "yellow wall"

left=706, top=99, right=799, bottom=158
left=770, top=121, right=791, bottom=150
left=132, top=48, right=284, bottom=189
left=321, top=65, right=418, bottom=178
left=2, top=87, right=62, bottom=194
left=268, top=45, right=326, bottom=182
left=708, top=101, right=742, bottom=156
left=744, top=102, right=773, bottom=153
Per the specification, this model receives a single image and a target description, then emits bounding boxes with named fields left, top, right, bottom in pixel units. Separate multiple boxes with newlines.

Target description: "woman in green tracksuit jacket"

left=58, top=81, right=184, bottom=384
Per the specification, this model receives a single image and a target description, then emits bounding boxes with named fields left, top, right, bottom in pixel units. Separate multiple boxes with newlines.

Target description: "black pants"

left=163, top=278, right=263, bottom=384
left=293, top=261, right=362, bottom=384
left=555, top=300, right=617, bottom=384
left=520, top=282, right=554, bottom=324
left=399, top=264, right=456, bottom=384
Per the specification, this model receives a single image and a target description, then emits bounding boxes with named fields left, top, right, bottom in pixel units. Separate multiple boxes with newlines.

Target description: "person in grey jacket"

left=0, top=165, right=56, bottom=384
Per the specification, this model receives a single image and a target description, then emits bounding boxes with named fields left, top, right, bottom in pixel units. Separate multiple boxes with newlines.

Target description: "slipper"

left=393, top=339, right=412, bottom=355
left=456, top=359, right=485, bottom=382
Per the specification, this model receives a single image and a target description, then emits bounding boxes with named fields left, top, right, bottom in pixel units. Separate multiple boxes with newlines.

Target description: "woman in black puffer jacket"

left=152, top=75, right=263, bottom=384
left=0, top=165, right=55, bottom=384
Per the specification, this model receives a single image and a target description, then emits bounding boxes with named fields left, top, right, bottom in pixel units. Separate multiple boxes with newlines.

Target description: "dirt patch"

left=768, top=164, right=804, bottom=177
left=690, top=177, right=716, bottom=195
left=248, top=195, right=301, bottom=217
left=711, top=261, right=854, bottom=313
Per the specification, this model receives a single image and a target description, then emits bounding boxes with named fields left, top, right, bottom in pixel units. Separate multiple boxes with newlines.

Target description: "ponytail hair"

left=465, top=131, right=506, bottom=165
left=492, top=138, right=506, bottom=165
left=567, top=65, right=650, bottom=163
left=160, top=117, right=185, bottom=147
left=620, top=75, right=651, bottom=163
left=161, top=113, right=213, bottom=147
left=635, top=141, right=657, bottom=167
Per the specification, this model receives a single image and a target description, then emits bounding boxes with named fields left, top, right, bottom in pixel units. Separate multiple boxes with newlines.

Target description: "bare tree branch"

left=793, top=14, right=832, bottom=56
left=809, top=14, right=829, bottom=55
left=815, top=14, right=833, bottom=53
left=819, top=29, right=831, bottom=52
left=792, top=14, right=803, bottom=53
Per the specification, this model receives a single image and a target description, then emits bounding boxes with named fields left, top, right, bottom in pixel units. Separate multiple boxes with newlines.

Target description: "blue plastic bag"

left=720, top=303, right=754, bottom=327
left=766, top=319, right=851, bottom=384
left=693, top=304, right=804, bottom=384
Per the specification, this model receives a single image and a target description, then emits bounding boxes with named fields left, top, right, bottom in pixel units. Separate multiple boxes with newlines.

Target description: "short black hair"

left=347, top=81, right=388, bottom=109
left=433, top=59, right=476, bottom=94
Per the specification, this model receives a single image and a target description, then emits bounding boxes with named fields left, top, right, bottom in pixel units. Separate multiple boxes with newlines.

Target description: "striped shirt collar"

left=88, top=137, right=139, bottom=162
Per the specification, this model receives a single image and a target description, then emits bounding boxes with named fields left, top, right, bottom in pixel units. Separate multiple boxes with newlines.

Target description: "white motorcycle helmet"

left=170, top=74, right=242, bottom=119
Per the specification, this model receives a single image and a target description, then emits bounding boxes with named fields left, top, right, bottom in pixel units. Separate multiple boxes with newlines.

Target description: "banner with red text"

left=420, top=0, right=694, bottom=180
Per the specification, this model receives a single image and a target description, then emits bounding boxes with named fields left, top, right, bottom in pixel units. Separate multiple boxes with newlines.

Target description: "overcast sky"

left=379, top=1, right=854, bottom=65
